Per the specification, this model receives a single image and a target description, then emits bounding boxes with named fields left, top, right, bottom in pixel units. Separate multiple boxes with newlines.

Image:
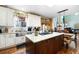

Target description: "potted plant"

left=34, top=27, right=40, bottom=36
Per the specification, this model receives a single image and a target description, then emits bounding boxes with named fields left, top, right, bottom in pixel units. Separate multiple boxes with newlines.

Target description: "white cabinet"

left=0, top=7, right=7, bottom=26
left=0, top=34, right=26, bottom=49
left=33, top=15, right=41, bottom=27
left=0, top=6, right=15, bottom=26
left=6, top=8, right=15, bottom=26
left=0, top=34, right=16, bottom=49
left=15, top=36, right=26, bottom=45
left=0, top=35, right=6, bottom=49
left=5, top=34, right=16, bottom=47
left=27, top=14, right=41, bottom=27
left=27, top=14, right=33, bottom=26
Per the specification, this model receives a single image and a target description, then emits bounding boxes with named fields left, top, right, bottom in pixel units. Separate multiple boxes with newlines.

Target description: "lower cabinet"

left=6, top=38, right=15, bottom=48
left=26, top=37, right=35, bottom=54
left=0, top=35, right=6, bottom=49
left=0, top=34, right=26, bottom=50
left=5, top=34, right=16, bottom=48
left=26, top=35, right=64, bottom=54
left=48, top=38, right=55, bottom=53
left=48, top=35, right=64, bottom=53
left=15, top=36, right=26, bottom=45
left=0, top=34, right=16, bottom=49
left=35, top=40, right=48, bottom=54
left=34, top=34, right=64, bottom=54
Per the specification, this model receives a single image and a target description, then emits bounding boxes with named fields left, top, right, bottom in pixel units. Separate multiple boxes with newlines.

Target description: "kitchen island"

left=25, top=32, right=64, bottom=54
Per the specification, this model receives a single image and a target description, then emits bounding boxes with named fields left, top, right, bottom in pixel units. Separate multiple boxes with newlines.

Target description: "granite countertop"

left=25, top=32, right=64, bottom=43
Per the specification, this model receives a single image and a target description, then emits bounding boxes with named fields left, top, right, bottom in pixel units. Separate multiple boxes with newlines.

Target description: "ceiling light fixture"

left=57, top=9, right=68, bottom=13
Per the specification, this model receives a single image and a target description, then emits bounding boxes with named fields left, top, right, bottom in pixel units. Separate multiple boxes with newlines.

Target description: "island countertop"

left=25, top=32, right=64, bottom=43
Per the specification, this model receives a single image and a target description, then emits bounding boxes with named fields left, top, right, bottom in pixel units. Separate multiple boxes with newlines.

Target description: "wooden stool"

left=64, top=35, right=72, bottom=49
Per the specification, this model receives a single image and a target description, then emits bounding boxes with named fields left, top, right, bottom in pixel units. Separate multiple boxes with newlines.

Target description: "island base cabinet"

left=49, top=35, right=64, bottom=53
left=26, top=38, right=35, bottom=54
left=47, top=38, right=55, bottom=54
left=26, top=46, right=35, bottom=54
left=34, top=35, right=64, bottom=54
left=35, top=40, right=48, bottom=54
left=58, top=35, right=64, bottom=50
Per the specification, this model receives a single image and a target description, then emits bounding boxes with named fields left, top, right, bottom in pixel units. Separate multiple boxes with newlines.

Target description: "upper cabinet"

left=0, top=7, right=15, bottom=26
left=0, top=7, right=47, bottom=28
left=6, top=8, right=15, bottom=26
left=0, top=7, right=7, bottom=26
left=41, top=17, right=53, bottom=31
left=27, top=14, right=41, bottom=27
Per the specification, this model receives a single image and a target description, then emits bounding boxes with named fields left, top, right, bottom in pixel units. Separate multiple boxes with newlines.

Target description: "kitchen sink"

left=39, top=32, right=52, bottom=35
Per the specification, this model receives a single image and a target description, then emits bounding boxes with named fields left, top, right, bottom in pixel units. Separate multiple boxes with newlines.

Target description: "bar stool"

left=64, top=35, right=72, bottom=49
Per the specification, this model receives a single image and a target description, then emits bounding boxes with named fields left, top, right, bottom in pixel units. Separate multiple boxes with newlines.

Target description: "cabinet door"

left=6, top=8, right=15, bottom=26
left=35, top=40, right=48, bottom=54
left=48, top=38, right=55, bottom=54
left=58, top=35, right=64, bottom=49
left=27, top=14, right=33, bottom=26
left=53, top=35, right=64, bottom=53
left=53, top=36, right=59, bottom=53
left=0, top=7, right=7, bottom=26
left=27, top=14, right=41, bottom=27
left=21, top=36, right=26, bottom=43
left=15, top=36, right=25, bottom=45
left=34, top=15, right=41, bottom=27
left=15, top=37, right=20, bottom=45
left=0, top=35, right=6, bottom=49
left=5, top=35, right=16, bottom=48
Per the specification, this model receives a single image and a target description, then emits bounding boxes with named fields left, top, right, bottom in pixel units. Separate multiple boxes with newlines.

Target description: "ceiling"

left=7, top=5, right=79, bottom=18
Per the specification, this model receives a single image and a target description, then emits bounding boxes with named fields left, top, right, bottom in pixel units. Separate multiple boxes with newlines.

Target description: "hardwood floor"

left=13, top=48, right=26, bottom=54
